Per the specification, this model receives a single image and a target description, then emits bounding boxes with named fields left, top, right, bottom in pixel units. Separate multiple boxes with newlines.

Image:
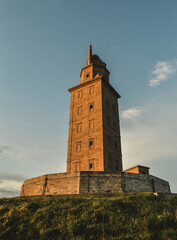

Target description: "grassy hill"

left=0, top=193, right=177, bottom=240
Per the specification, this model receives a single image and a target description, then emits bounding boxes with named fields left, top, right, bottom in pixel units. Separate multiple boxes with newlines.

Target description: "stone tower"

left=67, top=45, right=122, bottom=173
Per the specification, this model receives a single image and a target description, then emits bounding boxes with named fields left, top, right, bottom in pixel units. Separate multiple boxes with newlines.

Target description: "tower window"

left=89, top=141, right=93, bottom=147
left=76, top=123, right=82, bottom=133
left=115, top=141, right=118, bottom=149
left=75, top=162, right=80, bottom=172
left=89, top=139, right=94, bottom=149
left=86, top=73, right=90, bottom=79
left=89, top=119, right=94, bottom=130
left=77, top=106, right=82, bottom=115
left=76, top=142, right=81, bottom=152
left=89, top=103, right=94, bottom=111
left=89, top=159, right=95, bottom=170
left=78, top=90, right=83, bottom=99
left=75, top=164, right=77, bottom=172
left=89, top=163, right=93, bottom=169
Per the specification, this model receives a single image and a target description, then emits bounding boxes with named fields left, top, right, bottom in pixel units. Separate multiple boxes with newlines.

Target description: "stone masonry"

left=67, top=45, right=122, bottom=173
left=20, top=171, right=170, bottom=196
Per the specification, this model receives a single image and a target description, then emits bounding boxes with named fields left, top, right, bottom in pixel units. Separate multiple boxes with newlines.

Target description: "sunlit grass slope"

left=0, top=193, right=177, bottom=240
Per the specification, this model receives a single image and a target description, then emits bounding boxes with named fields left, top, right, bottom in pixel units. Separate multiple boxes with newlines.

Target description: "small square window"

left=89, top=139, right=94, bottom=149
left=89, top=163, right=93, bottom=169
left=89, top=158, right=95, bottom=171
left=86, top=73, right=90, bottom=80
left=89, top=141, right=93, bottom=147
left=89, top=103, right=94, bottom=111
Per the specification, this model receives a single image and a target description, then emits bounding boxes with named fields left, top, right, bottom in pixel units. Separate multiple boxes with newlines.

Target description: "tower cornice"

left=68, top=76, right=121, bottom=98
left=68, top=76, right=102, bottom=92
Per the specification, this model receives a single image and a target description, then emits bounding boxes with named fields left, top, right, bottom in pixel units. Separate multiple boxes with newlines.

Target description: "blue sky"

left=0, top=0, right=177, bottom=197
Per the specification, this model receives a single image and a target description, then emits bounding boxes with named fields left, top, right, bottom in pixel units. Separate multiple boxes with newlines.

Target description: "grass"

left=0, top=193, right=177, bottom=240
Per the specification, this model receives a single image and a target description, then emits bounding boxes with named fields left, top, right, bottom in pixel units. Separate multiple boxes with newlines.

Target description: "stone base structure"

left=20, top=171, right=171, bottom=196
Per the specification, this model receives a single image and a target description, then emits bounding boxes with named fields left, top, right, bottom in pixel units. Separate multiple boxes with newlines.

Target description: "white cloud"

left=0, top=145, right=12, bottom=155
left=149, top=61, right=176, bottom=87
left=121, top=107, right=143, bottom=119
left=0, top=180, right=21, bottom=191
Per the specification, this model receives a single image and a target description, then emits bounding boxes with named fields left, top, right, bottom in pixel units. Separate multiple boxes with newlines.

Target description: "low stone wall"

left=20, top=171, right=171, bottom=196
left=79, top=172, right=123, bottom=194
left=20, top=172, right=80, bottom=196
left=150, top=175, right=171, bottom=193
left=122, top=172, right=171, bottom=194
left=20, top=175, right=45, bottom=196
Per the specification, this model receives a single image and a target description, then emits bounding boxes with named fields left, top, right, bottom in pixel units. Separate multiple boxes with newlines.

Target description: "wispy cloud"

left=0, top=188, right=20, bottom=198
left=149, top=61, right=176, bottom=87
left=0, top=173, right=25, bottom=198
left=121, top=107, right=143, bottom=119
left=0, top=145, right=12, bottom=155
left=0, top=173, right=25, bottom=182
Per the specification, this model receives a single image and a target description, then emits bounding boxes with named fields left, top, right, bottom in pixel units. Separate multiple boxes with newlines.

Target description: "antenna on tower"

left=87, top=44, right=92, bottom=65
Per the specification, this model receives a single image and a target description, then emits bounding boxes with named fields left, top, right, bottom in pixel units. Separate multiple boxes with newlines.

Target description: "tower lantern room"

left=80, top=45, right=110, bottom=84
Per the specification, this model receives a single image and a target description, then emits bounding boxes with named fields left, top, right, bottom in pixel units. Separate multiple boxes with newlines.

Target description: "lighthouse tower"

left=67, top=45, right=122, bottom=173
left=20, top=45, right=171, bottom=196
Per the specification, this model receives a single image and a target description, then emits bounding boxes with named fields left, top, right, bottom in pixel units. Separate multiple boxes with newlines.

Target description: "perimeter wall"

left=20, top=171, right=171, bottom=196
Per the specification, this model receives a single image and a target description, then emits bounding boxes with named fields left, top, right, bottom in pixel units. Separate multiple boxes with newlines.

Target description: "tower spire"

left=87, top=44, right=92, bottom=65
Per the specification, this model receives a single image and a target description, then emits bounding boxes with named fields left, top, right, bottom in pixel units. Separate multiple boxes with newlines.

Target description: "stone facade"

left=122, top=172, right=170, bottom=193
left=20, top=45, right=171, bottom=196
left=67, top=45, right=122, bottom=173
left=79, top=172, right=123, bottom=194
